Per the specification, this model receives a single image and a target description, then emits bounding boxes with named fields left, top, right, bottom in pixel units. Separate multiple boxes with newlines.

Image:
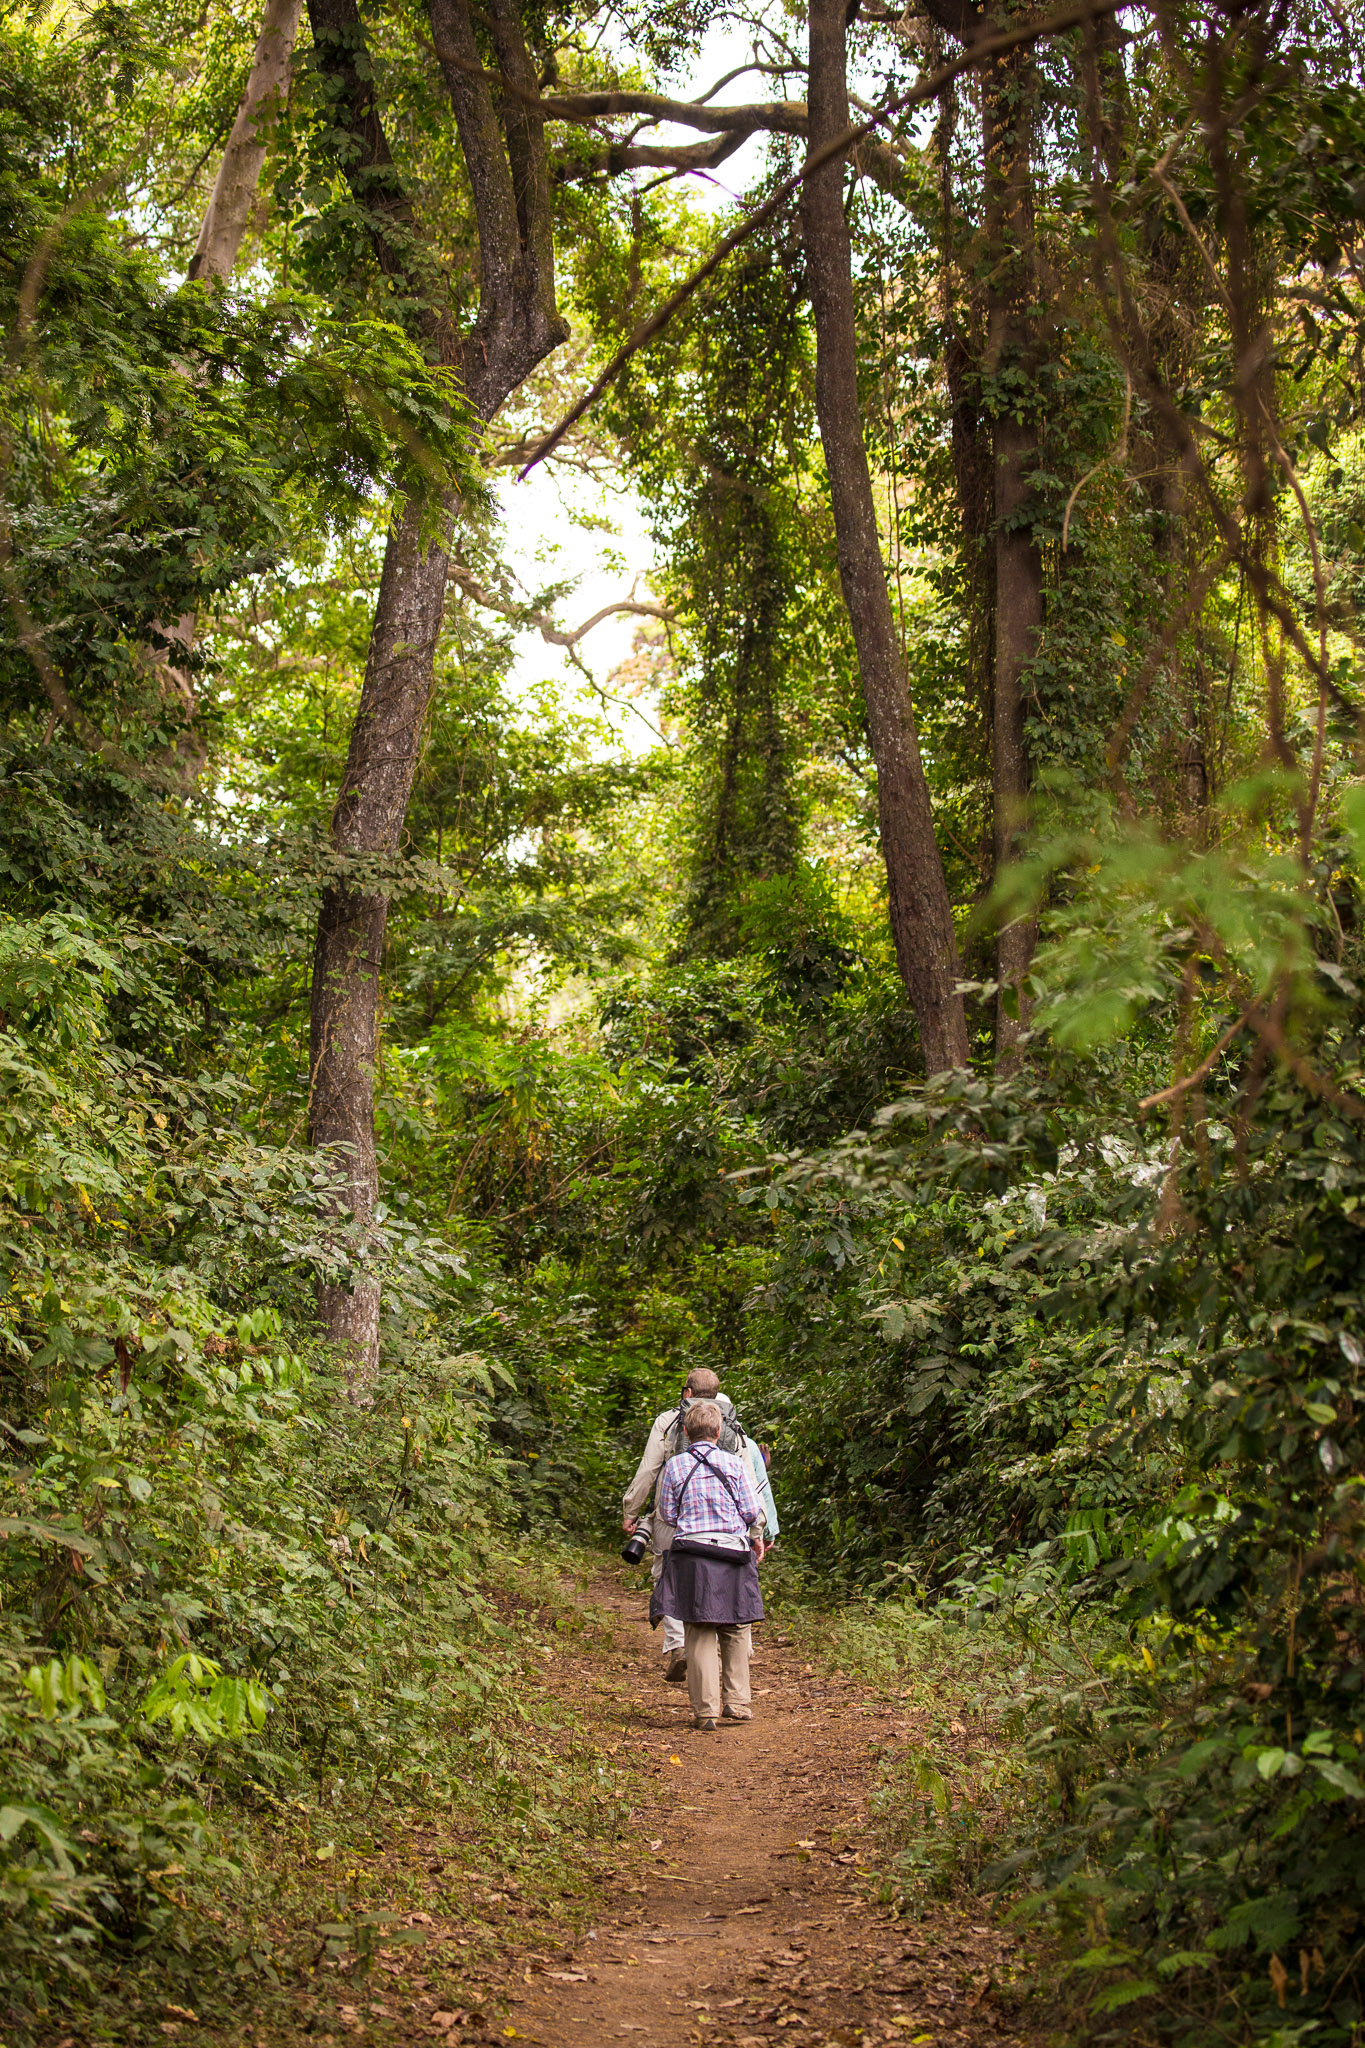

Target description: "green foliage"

left=742, top=797, right=1365, bottom=2042
left=588, top=214, right=861, bottom=954
left=1, top=20, right=482, bottom=754
left=0, top=901, right=511, bottom=2029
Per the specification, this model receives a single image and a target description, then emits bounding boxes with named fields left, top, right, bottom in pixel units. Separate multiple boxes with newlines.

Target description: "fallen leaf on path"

left=544, top=1970, right=589, bottom=1982
left=669, top=1754, right=681, bottom=1765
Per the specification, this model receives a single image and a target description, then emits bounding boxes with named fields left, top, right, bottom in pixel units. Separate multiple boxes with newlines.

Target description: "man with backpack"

left=650, top=1398, right=765, bottom=1730
left=622, top=1367, right=777, bottom=1684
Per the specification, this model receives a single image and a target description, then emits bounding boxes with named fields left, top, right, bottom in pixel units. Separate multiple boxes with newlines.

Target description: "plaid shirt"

left=658, top=1443, right=761, bottom=1537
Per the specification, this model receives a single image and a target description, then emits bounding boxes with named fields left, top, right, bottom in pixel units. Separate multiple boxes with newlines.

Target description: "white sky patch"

left=489, top=466, right=661, bottom=756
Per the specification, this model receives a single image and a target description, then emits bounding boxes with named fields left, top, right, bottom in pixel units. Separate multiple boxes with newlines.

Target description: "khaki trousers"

left=684, top=1622, right=750, bottom=1721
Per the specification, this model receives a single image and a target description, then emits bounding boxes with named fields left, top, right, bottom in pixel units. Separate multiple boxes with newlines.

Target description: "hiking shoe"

left=722, top=1704, right=753, bottom=1722
left=663, top=1650, right=688, bottom=1684
left=694, top=1716, right=718, bottom=1732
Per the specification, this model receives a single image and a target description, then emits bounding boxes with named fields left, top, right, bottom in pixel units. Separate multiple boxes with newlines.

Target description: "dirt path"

left=477, top=1571, right=1031, bottom=2048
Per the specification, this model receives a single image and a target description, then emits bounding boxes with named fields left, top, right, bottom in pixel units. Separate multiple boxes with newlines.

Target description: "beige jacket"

left=623, top=1404, right=768, bottom=1555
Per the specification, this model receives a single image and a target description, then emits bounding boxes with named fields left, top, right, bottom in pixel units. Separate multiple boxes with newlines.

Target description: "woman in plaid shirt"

left=650, top=1400, right=766, bottom=1730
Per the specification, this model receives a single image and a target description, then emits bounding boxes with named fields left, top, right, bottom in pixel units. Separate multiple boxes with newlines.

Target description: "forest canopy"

left=3, top=0, right=1365, bottom=2040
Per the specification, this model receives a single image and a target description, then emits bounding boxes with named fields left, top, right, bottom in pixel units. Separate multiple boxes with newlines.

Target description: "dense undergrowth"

left=0, top=864, right=624, bottom=2038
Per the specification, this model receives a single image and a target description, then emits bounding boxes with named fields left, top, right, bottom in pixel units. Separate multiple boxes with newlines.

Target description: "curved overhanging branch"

left=554, top=129, right=756, bottom=185
left=539, top=87, right=809, bottom=135
left=448, top=564, right=672, bottom=647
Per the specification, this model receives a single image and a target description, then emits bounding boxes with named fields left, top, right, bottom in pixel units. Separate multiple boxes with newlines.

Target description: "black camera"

left=621, top=1514, right=652, bottom=1565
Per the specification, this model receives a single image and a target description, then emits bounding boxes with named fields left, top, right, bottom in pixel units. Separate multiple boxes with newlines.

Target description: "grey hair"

left=683, top=1399, right=723, bottom=1441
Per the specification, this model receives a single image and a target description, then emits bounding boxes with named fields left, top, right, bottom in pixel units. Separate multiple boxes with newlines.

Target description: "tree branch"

left=537, top=88, right=809, bottom=135
left=425, top=0, right=568, bottom=416
left=554, top=130, right=756, bottom=185
left=448, top=564, right=672, bottom=646
left=189, top=0, right=303, bottom=282
left=518, top=0, right=1128, bottom=479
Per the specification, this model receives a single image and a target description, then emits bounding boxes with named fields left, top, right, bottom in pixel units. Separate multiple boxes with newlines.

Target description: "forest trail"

left=474, top=1571, right=1031, bottom=2048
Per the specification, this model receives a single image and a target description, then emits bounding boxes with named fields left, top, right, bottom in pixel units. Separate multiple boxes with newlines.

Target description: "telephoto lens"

left=621, top=1515, right=651, bottom=1565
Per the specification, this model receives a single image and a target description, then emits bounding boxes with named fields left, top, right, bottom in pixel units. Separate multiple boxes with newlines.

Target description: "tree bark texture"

left=189, top=0, right=303, bottom=282
left=309, top=496, right=448, bottom=1368
left=983, top=44, right=1042, bottom=1060
left=801, top=0, right=968, bottom=1074
left=935, top=69, right=995, bottom=852
left=304, top=0, right=568, bottom=1379
left=428, top=0, right=567, bottom=416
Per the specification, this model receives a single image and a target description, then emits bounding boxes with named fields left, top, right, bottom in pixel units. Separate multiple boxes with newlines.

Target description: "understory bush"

left=733, top=810, right=1365, bottom=2045
left=0, top=909, right=513, bottom=2031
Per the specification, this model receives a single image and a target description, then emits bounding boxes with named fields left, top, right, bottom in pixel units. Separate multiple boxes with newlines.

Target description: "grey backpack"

left=670, top=1396, right=747, bottom=1460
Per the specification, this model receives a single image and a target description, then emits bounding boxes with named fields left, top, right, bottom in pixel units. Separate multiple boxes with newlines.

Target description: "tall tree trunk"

left=190, top=0, right=303, bottom=282
left=302, top=0, right=455, bottom=1383
left=935, top=65, right=994, bottom=903
left=304, top=0, right=567, bottom=1382
left=309, top=498, right=450, bottom=1370
left=801, top=0, right=968, bottom=1074
left=990, top=410, right=1040, bottom=1055
left=983, top=43, right=1042, bottom=1062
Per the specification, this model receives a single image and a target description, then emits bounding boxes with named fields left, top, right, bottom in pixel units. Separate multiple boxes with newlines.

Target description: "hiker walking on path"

left=649, top=1399, right=765, bottom=1731
left=622, top=1367, right=777, bottom=1683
